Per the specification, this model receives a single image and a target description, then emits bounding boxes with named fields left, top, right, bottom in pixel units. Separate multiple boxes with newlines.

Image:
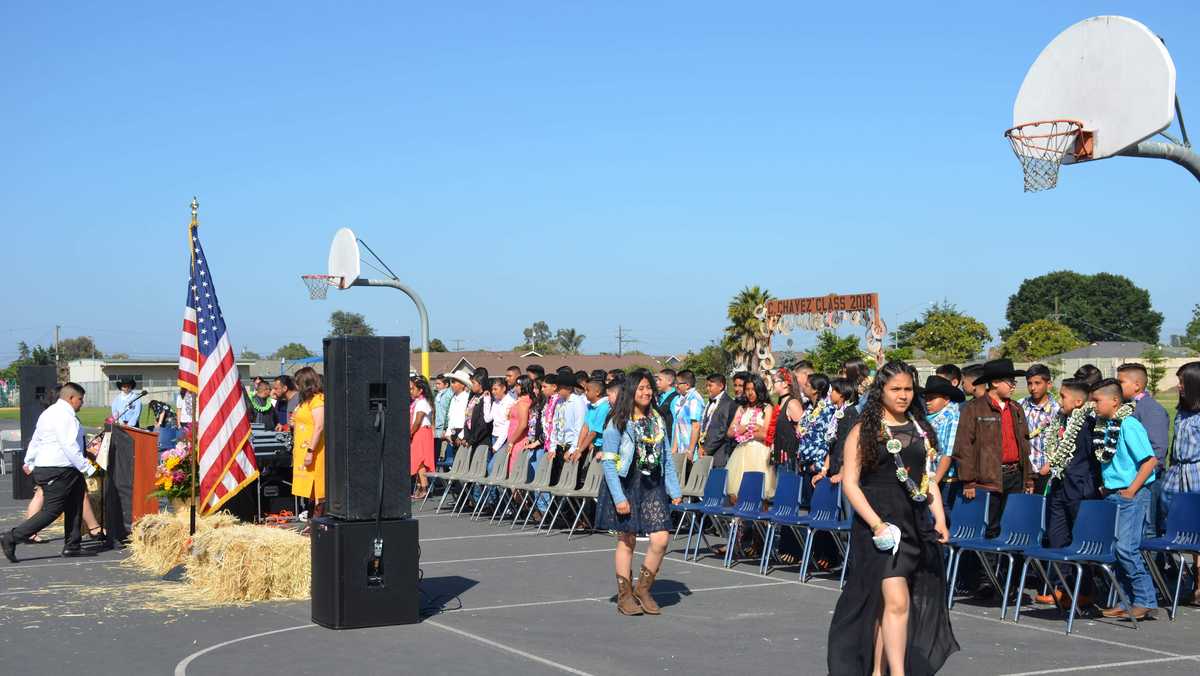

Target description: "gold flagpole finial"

left=190, top=196, right=199, bottom=228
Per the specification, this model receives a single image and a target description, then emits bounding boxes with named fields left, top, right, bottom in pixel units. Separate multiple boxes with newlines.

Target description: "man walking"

left=3, top=383, right=96, bottom=562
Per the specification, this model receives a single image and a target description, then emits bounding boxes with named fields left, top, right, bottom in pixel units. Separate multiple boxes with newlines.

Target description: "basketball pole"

left=351, top=278, right=431, bottom=378
left=1118, top=141, right=1200, bottom=182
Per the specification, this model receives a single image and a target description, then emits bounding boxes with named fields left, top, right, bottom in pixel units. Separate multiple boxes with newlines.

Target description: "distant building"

left=67, top=358, right=253, bottom=406
left=1043, top=341, right=1196, bottom=392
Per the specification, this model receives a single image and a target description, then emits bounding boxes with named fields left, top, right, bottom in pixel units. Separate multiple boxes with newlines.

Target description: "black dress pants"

left=11, top=467, right=85, bottom=550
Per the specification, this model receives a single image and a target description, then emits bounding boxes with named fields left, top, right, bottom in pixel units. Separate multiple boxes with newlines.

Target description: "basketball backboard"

left=1013, top=16, right=1176, bottom=163
left=328, top=227, right=360, bottom=289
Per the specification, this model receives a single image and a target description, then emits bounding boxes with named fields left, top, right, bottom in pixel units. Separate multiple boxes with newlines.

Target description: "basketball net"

left=1004, top=120, right=1084, bottom=192
left=301, top=274, right=341, bottom=300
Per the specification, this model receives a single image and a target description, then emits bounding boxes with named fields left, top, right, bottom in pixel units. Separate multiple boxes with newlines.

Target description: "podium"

left=103, top=423, right=159, bottom=545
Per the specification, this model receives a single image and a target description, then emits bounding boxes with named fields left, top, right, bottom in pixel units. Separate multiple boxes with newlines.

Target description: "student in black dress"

left=815, top=377, right=861, bottom=484
left=828, top=362, right=958, bottom=676
left=770, top=368, right=804, bottom=473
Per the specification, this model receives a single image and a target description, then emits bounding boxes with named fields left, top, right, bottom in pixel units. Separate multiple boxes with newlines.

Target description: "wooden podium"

left=103, top=423, right=159, bottom=545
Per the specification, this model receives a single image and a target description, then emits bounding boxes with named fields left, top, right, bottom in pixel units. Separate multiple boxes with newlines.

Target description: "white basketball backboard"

left=1013, top=16, right=1176, bottom=162
left=328, top=227, right=360, bottom=289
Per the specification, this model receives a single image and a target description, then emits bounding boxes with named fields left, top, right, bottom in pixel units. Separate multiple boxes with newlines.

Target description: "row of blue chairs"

left=943, top=490, right=1200, bottom=634
left=670, top=470, right=853, bottom=585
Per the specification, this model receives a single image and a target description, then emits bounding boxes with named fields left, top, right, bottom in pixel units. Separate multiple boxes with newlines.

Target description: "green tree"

left=722, top=286, right=772, bottom=374
left=1004, top=271, right=1162, bottom=343
left=1142, top=346, right=1167, bottom=394
left=911, top=310, right=991, bottom=363
left=429, top=338, right=448, bottom=352
left=328, top=310, right=375, bottom=337
left=58, top=336, right=102, bottom=361
left=518, top=321, right=558, bottom=353
left=1000, top=319, right=1085, bottom=361
left=884, top=346, right=915, bottom=362
left=239, top=349, right=263, bottom=360
left=891, top=319, right=923, bottom=350
left=555, top=328, right=585, bottom=355
left=1183, top=304, right=1200, bottom=352
left=271, top=343, right=314, bottom=360
left=807, top=331, right=865, bottom=374
left=679, top=344, right=732, bottom=378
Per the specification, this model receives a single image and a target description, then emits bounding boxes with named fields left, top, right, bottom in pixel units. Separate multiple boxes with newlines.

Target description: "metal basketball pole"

left=351, top=278, right=431, bottom=378
left=1118, top=95, right=1200, bottom=182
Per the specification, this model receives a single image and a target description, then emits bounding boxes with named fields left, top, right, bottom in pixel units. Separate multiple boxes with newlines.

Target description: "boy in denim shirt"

left=1091, top=378, right=1159, bottom=619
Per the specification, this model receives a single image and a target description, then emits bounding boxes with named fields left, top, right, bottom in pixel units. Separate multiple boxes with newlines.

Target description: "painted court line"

left=426, top=620, right=597, bottom=676
left=1000, top=654, right=1200, bottom=675
left=422, top=531, right=546, bottom=542
left=422, top=547, right=612, bottom=566
left=441, top=580, right=791, bottom=615
left=0, top=558, right=124, bottom=571
left=174, top=624, right=316, bottom=676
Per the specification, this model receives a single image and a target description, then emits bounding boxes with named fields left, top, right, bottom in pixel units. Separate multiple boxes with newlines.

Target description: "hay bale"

left=186, top=524, right=310, bottom=602
left=125, top=506, right=239, bottom=576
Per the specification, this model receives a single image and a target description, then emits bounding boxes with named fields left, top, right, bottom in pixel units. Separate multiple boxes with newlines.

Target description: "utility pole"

left=616, top=325, right=639, bottom=357
left=54, top=324, right=61, bottom=375
left=451, top=339, right=465, bottom=351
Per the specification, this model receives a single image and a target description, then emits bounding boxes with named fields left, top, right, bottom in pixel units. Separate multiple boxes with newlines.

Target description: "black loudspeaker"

left=323, top=336, right=411, bottom=521
left=15, top=366, right=57, bottom=499
left=310, top=516, right=421, bottom=628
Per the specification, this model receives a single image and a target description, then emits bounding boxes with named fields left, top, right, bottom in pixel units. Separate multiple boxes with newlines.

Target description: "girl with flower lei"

left=796, top=374, right=836, bottom=473
left=828, top=362, right=956, bottom=675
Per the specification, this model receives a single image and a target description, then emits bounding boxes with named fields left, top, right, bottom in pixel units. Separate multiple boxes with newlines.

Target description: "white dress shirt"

left=491, top=391, right=516, bottom=447
left=554, top=393, right=588, bottom=450
left=446, top=390, right=469, bottom=438
left=24, top=399, right=94, bottom=476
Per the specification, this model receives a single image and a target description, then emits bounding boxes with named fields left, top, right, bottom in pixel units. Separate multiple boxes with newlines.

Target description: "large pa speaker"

left=15, top=366, right=57, bottom=499
left=310, top=516, right=421, bottom=628
left=323, top=336, right=411, bottom=521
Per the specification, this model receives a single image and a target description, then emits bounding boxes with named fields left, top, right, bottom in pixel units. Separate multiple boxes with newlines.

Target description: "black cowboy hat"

left=552, top=373, right=576, bottom=388
left=116, top=376, right=137, bottom=388
left=974, top=358, right=1026, bottom=385
left=922, top=375, right=965, bottom=403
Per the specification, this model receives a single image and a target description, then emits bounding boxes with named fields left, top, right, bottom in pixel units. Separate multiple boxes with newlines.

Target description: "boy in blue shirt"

left=1091, top=378, right=1159, bottom=619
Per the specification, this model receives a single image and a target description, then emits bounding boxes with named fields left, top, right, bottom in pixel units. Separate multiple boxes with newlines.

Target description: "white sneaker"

left=298, top=510, right=309, bottom=522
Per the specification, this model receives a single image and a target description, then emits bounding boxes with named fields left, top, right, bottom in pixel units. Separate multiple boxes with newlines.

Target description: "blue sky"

left=2, top=2, right=1197, bottom=362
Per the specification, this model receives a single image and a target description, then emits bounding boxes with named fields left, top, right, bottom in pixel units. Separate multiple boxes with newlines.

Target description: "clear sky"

left=2, top=2, right=1197, bottom=362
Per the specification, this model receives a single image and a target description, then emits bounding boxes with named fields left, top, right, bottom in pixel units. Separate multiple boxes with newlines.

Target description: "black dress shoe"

left=1, top=531, right=18, bottom=563
left=61, top=548, right=96, bottom=558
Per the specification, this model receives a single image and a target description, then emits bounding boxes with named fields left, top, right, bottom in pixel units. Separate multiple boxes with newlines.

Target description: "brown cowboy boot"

left=634, top=565, right=661, bottom=615
left=616, top=575, right=643, bottom=615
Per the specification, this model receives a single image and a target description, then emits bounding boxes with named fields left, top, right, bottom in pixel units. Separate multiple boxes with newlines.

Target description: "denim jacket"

left=600, top=415, right=682, bottom=505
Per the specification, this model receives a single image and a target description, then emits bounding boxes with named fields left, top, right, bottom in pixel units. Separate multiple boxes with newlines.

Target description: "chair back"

left=447, top=445, right=471, bottom=476
left=767, top=471, right=802, bottom=520
left=506, top=450, right=531, bottom=484
left=1162, top=492, right=1200, bottom=547
left=552, top=458, right=580, bottom=490
left=732, top=472, right=765, bottom=512
left=808, top=478, right=843, bottom=522
left=579, top=458, right=604, bottom=495
left=488, top=448, right=512, bottom=481
left=467, top=445, right=491, bottom=479
left=527, top=454, right=552, bottom=488
left=948, top=492, right=990, bottom=541
left=672, top=452, right=688, bottom=487
left=995, top=493, right=1045, bottom=547
left=700, top=468, right=729, bottom=508
left=1067, top=499, right=1119, bottom=558
left=684, top=456, right=713, bottom=496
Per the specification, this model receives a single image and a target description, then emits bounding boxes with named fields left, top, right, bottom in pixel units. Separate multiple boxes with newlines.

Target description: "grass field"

left=0, top=406, right=154, bottom=429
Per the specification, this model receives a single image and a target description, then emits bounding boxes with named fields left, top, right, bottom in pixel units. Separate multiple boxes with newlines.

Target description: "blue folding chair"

left=713, top=472, right=767, bottom=567
left=947, top=493, right=1045, bottom=620
left=942, top=492, right=990, bottom=606
left=691, top=471, right=763, bottom=563
left=1015, top=499, right=1136, bottom=634
left=757, top=471, right=803, bottom=574
left=797, top=479, right=853, bottom=586
left=724, top=471, right=799, bottom=571
left=671, top=468, right=728, bottom=561
left=1141, top=492, right=1200, bottom=620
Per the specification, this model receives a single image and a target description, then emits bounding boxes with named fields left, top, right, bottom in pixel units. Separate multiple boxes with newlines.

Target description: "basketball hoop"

left=301, top=274, right=342, bottom=300
left=1004, top=119, right=1091, bottom=192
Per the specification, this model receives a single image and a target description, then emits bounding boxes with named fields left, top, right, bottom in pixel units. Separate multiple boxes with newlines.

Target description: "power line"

left=451, top=339, right=465, bottom=351
left=615, top=325, right=639, bottom=357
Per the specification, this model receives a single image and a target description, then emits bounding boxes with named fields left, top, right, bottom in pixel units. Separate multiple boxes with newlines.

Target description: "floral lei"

left=883, top=416, right=937, bottom=503
left=1043, top=402, right=1092, bottom=480
left=799, top=397, right=828, bottom=437
left=1094, top=402, right=1136, bottom=463
left=825, top=403, right=851, bottom=443
left=633, top=410, right=666, bottom=475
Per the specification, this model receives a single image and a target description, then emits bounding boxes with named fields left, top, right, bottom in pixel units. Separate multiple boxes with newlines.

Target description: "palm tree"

left=722, top=286, right=772, bottom=373
left=556, top=328, right=585, bottom=355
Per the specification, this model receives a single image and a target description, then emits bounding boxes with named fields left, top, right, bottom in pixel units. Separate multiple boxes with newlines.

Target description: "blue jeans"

left=436, top=438, right=454, bottom=470
left=534, top=448, right=553, bottom=512
left=1144, top=472, right=1165, bottom=539
left=1106, top=488, right=1158, bottom=608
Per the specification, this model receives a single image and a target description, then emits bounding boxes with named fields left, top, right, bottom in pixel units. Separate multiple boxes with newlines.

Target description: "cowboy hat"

left=973, top=358, right=1026, bottom=385
left=445, top=370, right=472, bottom=387
left=116, top=376, right=136, bottom=388
left=922, top=375, right=965, bottom=403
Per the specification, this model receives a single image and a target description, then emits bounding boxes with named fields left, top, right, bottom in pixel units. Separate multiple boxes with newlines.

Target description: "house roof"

left=99, top=358, right=255, bottom=367
left=421, top=351, right=666, bottom=377
left=1048, top=341, right=1191, bottom=360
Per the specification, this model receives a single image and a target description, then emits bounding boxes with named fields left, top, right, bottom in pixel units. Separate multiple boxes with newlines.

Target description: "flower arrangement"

left=151, top=425, right=197, bottom=502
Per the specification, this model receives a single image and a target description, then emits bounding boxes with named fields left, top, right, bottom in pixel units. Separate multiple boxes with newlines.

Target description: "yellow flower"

left=164, top=455, right=180, bottom=470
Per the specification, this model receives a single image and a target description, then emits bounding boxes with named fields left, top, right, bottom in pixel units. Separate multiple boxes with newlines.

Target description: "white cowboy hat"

left=445, top=370, right=472, bottom=387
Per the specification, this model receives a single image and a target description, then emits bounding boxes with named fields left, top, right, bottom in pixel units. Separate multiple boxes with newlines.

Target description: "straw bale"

left=185, top=524, right=310, bottom=602
left=124, top=505, right=239, bottom=576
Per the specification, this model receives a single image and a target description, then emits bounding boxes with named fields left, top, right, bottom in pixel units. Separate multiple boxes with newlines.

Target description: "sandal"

left=24, top=533, right=46, bottom=544
left=814, top=558, right=833, bottom=571
left=84, top=526, right=104, bottom=542
left=776, top=552, right=798, bottom=565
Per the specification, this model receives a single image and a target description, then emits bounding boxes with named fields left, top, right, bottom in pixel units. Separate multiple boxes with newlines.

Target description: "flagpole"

left=189, top=197, right=199, bottom=536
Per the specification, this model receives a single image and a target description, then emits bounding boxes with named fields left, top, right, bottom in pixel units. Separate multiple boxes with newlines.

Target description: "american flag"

left=177, top=223, right=258, bottom=514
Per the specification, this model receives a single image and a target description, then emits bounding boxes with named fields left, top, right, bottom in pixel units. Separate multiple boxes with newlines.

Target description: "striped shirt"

left=1163, top=410, right=1200, bottom=493
left=927, top=402, right=961, bottom=477
left=1021, top=396, right=1060, bottom=471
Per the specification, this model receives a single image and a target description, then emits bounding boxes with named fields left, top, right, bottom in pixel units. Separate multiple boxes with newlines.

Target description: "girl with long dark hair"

left=828, top=362, right=958, bottom=675
left=725, top=374, right=776, bottom=500
left=797, top=373, right=836, bottom=487
left=1161, top=361, right=1200, bottom=604
left=291, top=367, right=325, bottom=533
left=409, top=375, right=436, bottom=499
left=816, top=377, right=861, bottom=485
left=595, top=370, right=682, bottom=616
left=771, top=369, right=805, bottom=473
left=506, top=376, right=535, bottom=473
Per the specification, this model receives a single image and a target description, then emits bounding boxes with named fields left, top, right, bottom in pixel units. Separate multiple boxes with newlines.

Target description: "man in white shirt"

left=110, top=377, right=142, bottom=427
left=3, top=382, right=96, bottom=562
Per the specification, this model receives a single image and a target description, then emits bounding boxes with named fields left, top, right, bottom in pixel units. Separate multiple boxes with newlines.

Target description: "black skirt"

left=595, top=469, right=672, bottom=535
